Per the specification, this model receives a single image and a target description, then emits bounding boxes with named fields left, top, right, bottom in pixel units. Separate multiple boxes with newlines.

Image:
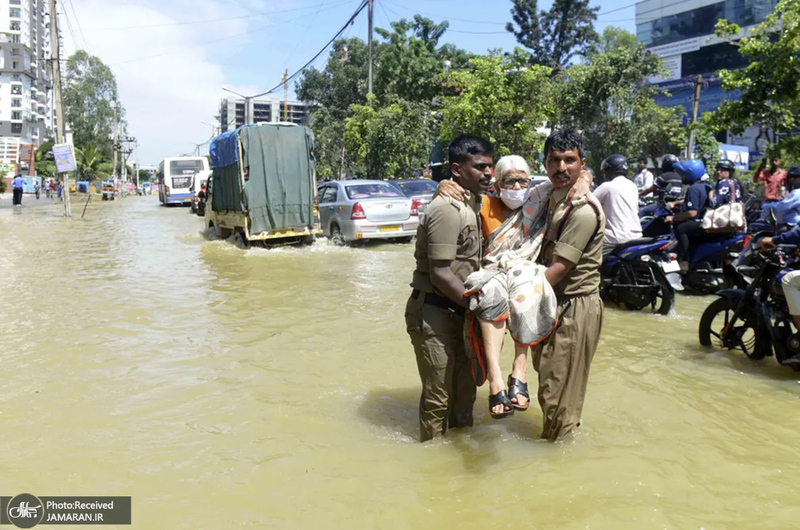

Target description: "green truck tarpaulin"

left=211, top=124, right=315, bottom=234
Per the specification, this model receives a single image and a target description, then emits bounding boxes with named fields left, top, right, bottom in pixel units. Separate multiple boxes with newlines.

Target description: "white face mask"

left=499, top=188, right=530, bottom=210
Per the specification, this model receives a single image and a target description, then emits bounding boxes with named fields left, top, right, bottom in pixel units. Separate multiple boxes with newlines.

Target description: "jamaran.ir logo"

left=6, top=494, right=44, bottom=528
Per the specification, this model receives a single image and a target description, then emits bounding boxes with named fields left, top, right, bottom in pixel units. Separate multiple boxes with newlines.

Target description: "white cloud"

left=61, top=0, right=274, bottom=165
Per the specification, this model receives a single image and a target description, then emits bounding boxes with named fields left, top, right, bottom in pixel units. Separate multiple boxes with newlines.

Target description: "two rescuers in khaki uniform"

left=406, top=130, right=605, bottom=442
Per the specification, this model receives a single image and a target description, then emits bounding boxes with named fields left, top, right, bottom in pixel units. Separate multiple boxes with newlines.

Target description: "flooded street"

left=2, top=195, right=800, bottom=529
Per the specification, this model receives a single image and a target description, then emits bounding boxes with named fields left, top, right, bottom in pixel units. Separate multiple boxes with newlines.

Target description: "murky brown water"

left=2, top=195, right=800, bottom=529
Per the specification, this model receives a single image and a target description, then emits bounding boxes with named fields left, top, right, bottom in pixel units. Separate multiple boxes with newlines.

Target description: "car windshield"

left=396, top=180, right=437, bottom=195
left=345, top=183, right=403, bottom=199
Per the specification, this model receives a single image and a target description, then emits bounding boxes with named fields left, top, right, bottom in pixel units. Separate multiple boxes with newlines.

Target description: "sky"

left=61, top=0, right=639, bottom=166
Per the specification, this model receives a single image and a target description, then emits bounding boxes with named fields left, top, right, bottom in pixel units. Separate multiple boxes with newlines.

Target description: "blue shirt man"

left=763, top=188, right=800, bottom=226
left=12, top=175, right=24, bottom=189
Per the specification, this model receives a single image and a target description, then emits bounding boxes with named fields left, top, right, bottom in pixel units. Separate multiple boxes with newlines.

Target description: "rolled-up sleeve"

left=553, top=204, right=597, bottom=265
left=426, top=202, right=461, bottom=261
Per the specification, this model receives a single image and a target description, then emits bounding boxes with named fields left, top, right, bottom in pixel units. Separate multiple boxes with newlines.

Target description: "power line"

left=63, top=0, right=91, bottom=52
left=259, top=0, right=370, bottom=96
left=283, top=0, right=331, bottom=69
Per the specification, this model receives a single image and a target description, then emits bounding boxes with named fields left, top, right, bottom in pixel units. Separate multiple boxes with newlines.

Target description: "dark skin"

left=430, top=153, right=493, bottom=307
left=542, top=148, right=585, bottom=287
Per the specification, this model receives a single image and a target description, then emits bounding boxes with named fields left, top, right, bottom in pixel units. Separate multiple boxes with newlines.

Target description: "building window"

left=11, top=61, right=18, bottom=69
left=10, top=22, right=20, bottom=31
left=9, top=8, right=20, bottom=18
left=11, top=84, right=21, bottom=95
left=11, top=99, right=20, bottom=108
left=11, top=48, right=19, bottom=56
left=11, top=35, right=20, bottom=44
left=11, top=111, right=21, bottom=120
left=11, top=123, right=21, bottom=133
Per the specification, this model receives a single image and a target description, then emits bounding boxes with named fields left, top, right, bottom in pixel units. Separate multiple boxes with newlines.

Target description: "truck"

left=101, top=180, right=116, bottom=200
left=205, top=123, right=322, bottom=248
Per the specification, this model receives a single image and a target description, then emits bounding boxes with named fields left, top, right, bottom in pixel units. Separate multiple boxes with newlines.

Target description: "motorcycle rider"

left=639, top=154, right=684, bottom=217
left=633, top=157, right=654, bottom=198
left=762, top=166, right=800, bottom=228
left=594, top=154, right=642, bottom=256
left=757, top=228, right=800, bottom=365
left=666, top=159, right=712, bottom=272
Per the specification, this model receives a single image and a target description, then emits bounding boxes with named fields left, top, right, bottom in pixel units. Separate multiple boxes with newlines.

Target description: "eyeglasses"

left=501, top=178, right=531, bottom=189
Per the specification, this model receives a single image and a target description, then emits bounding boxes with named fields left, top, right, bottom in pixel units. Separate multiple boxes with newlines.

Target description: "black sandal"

left=507, top=376, right=530, bottom=411
left=488, top=390, right=515, bottom=419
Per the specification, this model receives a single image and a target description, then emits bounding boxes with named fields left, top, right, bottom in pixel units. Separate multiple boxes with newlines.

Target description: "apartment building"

left=217, top=97, right=309, bottom=133
left=0, top=0, right=52, bottom=175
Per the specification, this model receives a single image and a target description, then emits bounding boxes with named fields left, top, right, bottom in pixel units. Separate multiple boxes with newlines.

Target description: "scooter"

left=640, top=198, right=674, bottom=237
left=699, top=244, right=800, bottom=370
left=672, top=233, right=748, bottom=294
left=601, top=236, right=677, bottom=314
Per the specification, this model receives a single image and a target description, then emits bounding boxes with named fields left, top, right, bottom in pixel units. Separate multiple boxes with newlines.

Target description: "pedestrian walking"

left=11, top=174, right=24, bottom=206
left=405, top=134, right=494, bottom=442
left=34, top=180, right=40, bottom=199
left=57, top=182, right=62, bottom=201
left=534, top=129, right=606, bottom=441
left=49, top=180, right=55, bottom=199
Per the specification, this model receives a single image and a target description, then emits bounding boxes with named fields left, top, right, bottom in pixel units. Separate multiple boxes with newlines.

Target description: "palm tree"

left=34, top=138, right=56, bottom=178
left=75, top=143, right=113, bottom=181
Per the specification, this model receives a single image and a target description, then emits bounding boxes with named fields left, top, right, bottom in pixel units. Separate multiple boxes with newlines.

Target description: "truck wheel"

left=233, top=231, right=250, bottom=249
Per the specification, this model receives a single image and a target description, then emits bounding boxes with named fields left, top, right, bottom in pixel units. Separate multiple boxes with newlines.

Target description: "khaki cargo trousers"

left=405, top=292, right=476, bottom=442
left=534, top=292, right=603, bottom=441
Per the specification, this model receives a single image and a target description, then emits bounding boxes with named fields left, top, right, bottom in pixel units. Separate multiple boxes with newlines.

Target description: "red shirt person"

left=754, top=155, right=788, bottom=202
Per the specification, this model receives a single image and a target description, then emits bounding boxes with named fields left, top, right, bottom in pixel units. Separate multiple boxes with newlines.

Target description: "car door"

left=318, top=185, right=339, bottom=236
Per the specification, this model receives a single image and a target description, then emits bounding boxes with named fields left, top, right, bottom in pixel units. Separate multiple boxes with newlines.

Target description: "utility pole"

left=111, top=103, right=119, bottom=176
left=283, top=69, right=289, bottom=122
left=686, top=75, right=703, bottom=159
left=367, top=0, right=374, bottom=94
left=49, top=0, right=70, bottom=216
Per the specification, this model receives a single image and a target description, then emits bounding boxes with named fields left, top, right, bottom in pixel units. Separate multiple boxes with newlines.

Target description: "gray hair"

left=494, top=155, right=531, bottom=182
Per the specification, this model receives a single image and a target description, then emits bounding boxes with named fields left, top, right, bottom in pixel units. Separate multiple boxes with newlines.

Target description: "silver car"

left=317, top=179, right=420, bottom=243
left=391, top=178, right=437, bottom=218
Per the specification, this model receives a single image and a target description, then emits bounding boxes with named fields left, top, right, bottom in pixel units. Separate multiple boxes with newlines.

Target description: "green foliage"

left=344, top=95, right=431, bottom=179
left=0, top=173, right=6, bottom=193
left=507, top=0, right=599, bottom=69
left=439, top=53, right=554, bottom=162
left=138, top=169, right=153, bottom=182
left=35, top=138, right=56, bottom=177
left=553, top=40, right=684, bottom=170
left=591, top=26, right=639, bottom=56
left=63, top=50, right=121, bottom=156
left=75, top=143, right=113, bottom=181
left=691, top=122, right=721, bottom=170
left=708, top=0, right=800, bottom=158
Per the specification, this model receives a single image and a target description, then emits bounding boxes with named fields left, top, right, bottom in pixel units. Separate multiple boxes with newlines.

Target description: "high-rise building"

left=217, top=97, right=309, bottom=133
left=637, top=0, right=778, bottom=118
left=0, top=0, right=53, bottom=175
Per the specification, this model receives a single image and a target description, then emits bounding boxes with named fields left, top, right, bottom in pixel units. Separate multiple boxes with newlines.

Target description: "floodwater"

left=1, top=195, right=800, bottom=529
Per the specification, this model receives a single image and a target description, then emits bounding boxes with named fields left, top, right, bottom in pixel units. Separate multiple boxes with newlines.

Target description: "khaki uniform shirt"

left=411, top=193, right=482, bottom=297
left=538, top=187, right=605, bottom=297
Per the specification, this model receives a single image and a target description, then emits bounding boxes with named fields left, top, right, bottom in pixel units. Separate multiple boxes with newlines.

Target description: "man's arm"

left=430, top=261, right=469, bottom=308
left=671, top=209, right=698, bottom=224
left=566, top=172, right=593, bottom=205
left=544, top=205, right=596, bottom=287
left=544, top=256, right=575, bottom=287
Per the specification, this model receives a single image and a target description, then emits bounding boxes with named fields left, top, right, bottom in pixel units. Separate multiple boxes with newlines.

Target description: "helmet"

left=715, top=159, right=736, bottom=176
left=600, top=154, right=629, bottom=177
left=661, top=154, right=680, bottom=172
left=788, top=166, right=800, bottom=179
left=674, top=159, right=707, bottom=184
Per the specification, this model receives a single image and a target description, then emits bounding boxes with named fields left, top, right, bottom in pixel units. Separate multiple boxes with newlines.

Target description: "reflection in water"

left=1, top=196, right=800, bottom=528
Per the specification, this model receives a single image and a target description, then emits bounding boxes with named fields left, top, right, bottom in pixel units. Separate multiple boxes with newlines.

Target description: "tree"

left=507, top=0, right=599, bottom=69
left=553, top=41, right=685, bottom=170
left=63, top=50, right=121, bottom=154
left=708, top=0, right=800, bottom=158
left=34, top=138, right=56, bottom=177
left=344, top=95, right=431, bottom=179
left=374, top=16, right=467, bottom=105
left=439, top=52, right=555, bottom=161
left=75, top=143, right=113, bottom=181
left=592, top=26, right=639, bottom=56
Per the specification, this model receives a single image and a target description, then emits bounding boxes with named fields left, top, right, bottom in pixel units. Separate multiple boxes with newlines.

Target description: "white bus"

left=157, top=156, right=210, bottom=206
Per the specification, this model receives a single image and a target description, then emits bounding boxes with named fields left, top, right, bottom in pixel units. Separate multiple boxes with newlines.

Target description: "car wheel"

left=232, top=230, right=250, bottom=249
left=396, top=236, right=413, bottom=244
left=330, top=224, right=346, bottom=246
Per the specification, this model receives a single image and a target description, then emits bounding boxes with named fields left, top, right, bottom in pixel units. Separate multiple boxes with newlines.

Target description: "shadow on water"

left=686, top=344, right=800, bottom=385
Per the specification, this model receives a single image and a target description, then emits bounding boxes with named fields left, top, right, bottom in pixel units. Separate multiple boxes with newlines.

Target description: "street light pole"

left=368, top=0, right=374, bottom=94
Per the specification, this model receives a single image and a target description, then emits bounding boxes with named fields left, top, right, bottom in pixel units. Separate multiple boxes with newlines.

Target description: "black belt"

left=411, top=289, right=466, bottom=316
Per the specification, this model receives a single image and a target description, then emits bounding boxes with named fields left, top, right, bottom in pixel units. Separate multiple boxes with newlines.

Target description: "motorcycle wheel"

left=651, top=270, right=675, bottom=315
left=698, top=297, right=770, bottom=360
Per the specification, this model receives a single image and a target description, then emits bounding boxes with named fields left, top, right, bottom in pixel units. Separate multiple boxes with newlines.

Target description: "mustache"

left=553, top=172, right=570, bottom=179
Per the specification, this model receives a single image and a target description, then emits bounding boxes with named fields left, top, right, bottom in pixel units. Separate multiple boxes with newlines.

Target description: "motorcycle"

left=640, top=197, right=674, bottom=237
left=675, top=232, right=748, bottom=294
left=601, top=236, right=677, bottom=314
left=698, top=245, right=800, bottom=370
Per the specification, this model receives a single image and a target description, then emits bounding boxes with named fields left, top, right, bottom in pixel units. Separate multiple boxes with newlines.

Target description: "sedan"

left=391, top=178, right=437, bottom=217
left=317, top=179, right=421, bottom=243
